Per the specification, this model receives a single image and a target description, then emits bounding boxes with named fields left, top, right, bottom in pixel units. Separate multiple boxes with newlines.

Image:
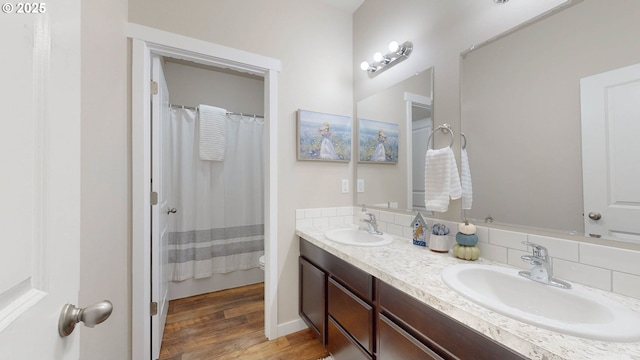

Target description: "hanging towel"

left=424, top=147, right=462, bottom=212
left=460, top=148, right=473, bottom=210
left=198, top=104, right=227, bottom=161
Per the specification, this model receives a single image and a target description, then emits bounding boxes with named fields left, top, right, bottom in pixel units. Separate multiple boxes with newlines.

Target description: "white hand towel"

left=460, top=147, right=473, bottom=210
left=424, top=147, right=462, bottom=212
left=198, top=104, right=227, bottom=161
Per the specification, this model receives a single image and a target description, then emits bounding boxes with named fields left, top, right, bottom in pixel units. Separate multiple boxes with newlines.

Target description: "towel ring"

left=461, top=132, right=467, bottom=150
left=427, top=124, right=454, bottom=150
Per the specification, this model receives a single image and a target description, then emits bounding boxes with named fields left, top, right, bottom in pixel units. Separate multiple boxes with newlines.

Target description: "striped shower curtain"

left=168, top=107, right=264, bottom=281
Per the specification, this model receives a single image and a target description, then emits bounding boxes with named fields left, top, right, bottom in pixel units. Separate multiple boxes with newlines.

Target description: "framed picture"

left=297, top=109, right=352, bottom=162
left=358, top=118, right=399, bottom=163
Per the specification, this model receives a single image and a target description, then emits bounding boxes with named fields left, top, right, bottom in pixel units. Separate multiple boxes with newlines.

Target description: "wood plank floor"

left=159, top=282, right=330, bottom=360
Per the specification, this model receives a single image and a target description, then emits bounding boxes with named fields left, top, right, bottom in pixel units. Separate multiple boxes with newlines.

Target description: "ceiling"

left=319, top=0, right=365, bottom=13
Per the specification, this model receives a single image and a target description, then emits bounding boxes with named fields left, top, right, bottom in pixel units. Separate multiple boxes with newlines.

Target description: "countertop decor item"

left=429, top=223, right=450, bottom=253
left=412, top=213, right=428, bottom=247
left=454, top=220, right=480, bottom=260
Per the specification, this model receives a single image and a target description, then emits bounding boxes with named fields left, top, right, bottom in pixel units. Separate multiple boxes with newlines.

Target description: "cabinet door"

left=379, top=314, right=444, bottom=360
left=300, top=257, right=326, bottom=343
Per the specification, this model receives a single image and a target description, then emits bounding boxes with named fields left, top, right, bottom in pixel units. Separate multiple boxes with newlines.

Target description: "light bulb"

left=373, top=52, right=383, bottom=62
left=388, top=41, right=399, bottom=52
left=360, top=61, right=370, bottom=71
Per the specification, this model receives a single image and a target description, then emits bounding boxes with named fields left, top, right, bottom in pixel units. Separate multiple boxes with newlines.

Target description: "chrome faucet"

left=361, top=212, right=383, bottom=235
left=519, top=241, right=571, bottom=289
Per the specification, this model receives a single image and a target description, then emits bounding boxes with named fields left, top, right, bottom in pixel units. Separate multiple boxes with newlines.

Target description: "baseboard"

left=168, top=268, right=264, bottom=300
left=277, top=317, right=308, bottom=337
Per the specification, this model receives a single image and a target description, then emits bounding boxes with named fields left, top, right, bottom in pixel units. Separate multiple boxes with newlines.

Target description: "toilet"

left=259, top=255, right=265, bottom=271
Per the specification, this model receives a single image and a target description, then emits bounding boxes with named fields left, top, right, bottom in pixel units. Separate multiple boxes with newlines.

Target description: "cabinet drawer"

left=300, top=239, right=373, bottom=300
left=328, top=317, right=372, bottom=360
left=377, top=280, right=527, bottom=360
left=379, top=313, right=444, bottom=360
left=328, top=278, right=373, bottom=354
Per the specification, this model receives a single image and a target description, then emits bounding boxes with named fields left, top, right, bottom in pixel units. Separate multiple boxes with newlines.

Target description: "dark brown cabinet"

left=377, top=280, right=527, bottom=360
left=378, top=314, right=443, bottom=360
left=300, top=239, right=374, bottom=360
left=299, top=257, right=326, bottom=344
left=328, top=278, right=374, bottom=354
left=300, top=238, right=529, bottom=360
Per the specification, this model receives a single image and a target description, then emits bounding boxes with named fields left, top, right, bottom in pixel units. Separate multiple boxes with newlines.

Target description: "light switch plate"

left=357, top=179, right=364, bottom=193
left=341, top=179, right=349, bottom=193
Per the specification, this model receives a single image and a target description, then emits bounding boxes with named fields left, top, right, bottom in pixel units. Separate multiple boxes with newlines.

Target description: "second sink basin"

left=324, top=227, right=393, bottom=247
left=442, top=264, right=640, bottom=342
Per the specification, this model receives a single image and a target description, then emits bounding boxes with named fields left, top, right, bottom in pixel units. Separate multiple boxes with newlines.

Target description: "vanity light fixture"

left=494, top=0, right=509, bottom=3
left=360, top=40, right=413, bottom=78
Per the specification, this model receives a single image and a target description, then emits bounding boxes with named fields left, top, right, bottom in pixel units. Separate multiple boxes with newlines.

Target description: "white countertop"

left=296, top=225, right=640, bottom=360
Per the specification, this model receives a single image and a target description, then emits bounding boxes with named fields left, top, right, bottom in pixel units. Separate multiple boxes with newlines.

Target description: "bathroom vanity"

left=296, top=226, right=640, bottom=360
left=300, top=238, right=524, bottom=360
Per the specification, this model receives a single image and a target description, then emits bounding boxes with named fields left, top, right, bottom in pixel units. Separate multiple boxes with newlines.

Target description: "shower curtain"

left=168, top=107, right=264, bottom=281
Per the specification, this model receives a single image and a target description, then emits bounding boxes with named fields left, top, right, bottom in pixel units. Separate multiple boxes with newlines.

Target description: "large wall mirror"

left=356, top=68, right=433, bottom=210
left=461, top=0, right=640, bottom=242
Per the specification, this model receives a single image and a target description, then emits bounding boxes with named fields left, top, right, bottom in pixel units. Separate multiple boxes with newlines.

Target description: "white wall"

left=80, top=0, right=130, bottom=359
left=353, top=0, right=571, bottom=221
left=129, top=0, right=354, bottom=331
left=356, top=70, right=432, bottom=209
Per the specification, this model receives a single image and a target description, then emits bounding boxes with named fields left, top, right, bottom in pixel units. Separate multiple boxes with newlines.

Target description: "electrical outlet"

left=341, top=179, right=349, bottom=193
left=357, top=179, right=365, bottom=193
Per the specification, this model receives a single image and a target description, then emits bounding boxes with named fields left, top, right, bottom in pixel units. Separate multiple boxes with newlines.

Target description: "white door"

left=0, top=5, right=81, bottom=359
left=151, top=56, right=172, bottom=359
left=581, top=62, right=640, bottom=242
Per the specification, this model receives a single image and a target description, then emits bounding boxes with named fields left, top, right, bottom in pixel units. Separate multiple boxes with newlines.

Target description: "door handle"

left=588, top=212, right=602, bottom=221
left=58, top=300, right=113, bottom=337
left=167, top=208, right=177, bottom=215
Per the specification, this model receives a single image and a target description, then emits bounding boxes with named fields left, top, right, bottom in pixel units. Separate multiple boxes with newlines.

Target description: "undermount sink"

left=324, top=227, right=393, bottom=247
left=442, top=264, right=640, bottom=342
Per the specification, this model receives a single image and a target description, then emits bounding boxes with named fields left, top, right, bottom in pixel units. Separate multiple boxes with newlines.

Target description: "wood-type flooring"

left=159, top=282, right=329, bottom=360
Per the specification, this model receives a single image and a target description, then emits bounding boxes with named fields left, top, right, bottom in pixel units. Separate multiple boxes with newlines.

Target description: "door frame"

left=404, top=92, right=432, bottom=210
left=129, top=23, right=281, bottom=360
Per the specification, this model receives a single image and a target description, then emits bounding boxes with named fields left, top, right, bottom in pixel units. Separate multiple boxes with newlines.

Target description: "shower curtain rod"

left=169, top=104, right=264, bottom=119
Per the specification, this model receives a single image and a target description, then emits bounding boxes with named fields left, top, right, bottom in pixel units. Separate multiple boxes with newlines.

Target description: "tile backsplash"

left=296, top=206, right=640, bottom=300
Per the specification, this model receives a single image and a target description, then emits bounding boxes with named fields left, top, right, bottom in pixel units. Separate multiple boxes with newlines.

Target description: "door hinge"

left=151, top=80, right=159, bottom=95
left=150, top=302, right=158, bottom=316
left=151, top=191, right=158, bottom=205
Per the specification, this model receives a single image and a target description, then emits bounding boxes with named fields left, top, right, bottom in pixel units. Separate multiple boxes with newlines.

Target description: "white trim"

left=129, top=24, right=281, bottom=359
left=277, top=317, right=307, bottom=337
left=131, top=38, right=152, bottom=360
left=264, top=69, right=279, bottom=339
left=404, top=92, right=432, bottom=210
left=126, top=23, right=281, bottom=74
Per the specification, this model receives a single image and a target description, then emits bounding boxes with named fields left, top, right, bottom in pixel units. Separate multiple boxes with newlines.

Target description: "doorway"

left=129, top=24, right=281, bottom=360
left=404, top=92, right=433, bottom=211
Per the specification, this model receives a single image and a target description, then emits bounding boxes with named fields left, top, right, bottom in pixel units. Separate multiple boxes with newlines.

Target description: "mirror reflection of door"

left=580, top=62, right=640, bottom=243
left=406, top=93, right=432, bottom=211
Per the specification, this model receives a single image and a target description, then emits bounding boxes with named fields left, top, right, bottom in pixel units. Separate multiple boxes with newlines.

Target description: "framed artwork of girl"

left=297, top=109, right=351, bottom=162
